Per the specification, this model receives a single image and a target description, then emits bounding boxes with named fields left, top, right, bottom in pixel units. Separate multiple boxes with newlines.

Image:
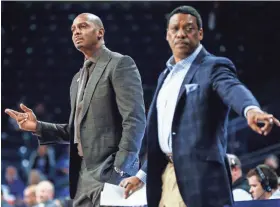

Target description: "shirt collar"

left=166, top=44, right=203, bottom=71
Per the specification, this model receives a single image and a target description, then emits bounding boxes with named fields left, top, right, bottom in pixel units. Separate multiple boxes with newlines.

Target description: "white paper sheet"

left=100, top=183, right=147, bottom=206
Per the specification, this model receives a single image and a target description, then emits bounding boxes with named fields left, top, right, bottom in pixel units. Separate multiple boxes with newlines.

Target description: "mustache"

left=174, top=40, right=189, bottom=45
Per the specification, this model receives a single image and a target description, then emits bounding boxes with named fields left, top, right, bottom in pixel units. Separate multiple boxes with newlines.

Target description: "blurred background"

left=1, top=1, right=280, bottom=206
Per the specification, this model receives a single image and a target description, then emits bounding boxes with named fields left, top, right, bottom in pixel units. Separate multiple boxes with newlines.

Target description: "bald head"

left=71, top=13, right=105, bottom=55
left=36, top=181, right=54, bottom=203
left=76, top=13, right=104, bottom=29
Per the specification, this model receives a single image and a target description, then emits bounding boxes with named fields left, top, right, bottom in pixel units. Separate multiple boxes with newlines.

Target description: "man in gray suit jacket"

left=5, top=13, right=146, bottom=206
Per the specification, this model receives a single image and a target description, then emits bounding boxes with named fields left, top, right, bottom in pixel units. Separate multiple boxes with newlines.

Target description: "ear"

left=97, top=28, right=105, bottom=39
left=198, top=28, right=203, bottom=41
left=166, top=29, right=169, bottom=42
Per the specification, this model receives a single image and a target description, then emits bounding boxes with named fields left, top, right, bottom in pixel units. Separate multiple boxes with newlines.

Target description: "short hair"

left=24, top=185, right=37, bottom=194
left=227, top=154, right=242, bottom=168
left=36, top=180, right=54, bottom=191
left=247, top=164, right=278, bottom=190
left=167, top=6, right=203, bottom=29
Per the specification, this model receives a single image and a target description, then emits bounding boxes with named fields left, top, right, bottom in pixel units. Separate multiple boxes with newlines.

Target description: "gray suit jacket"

left=36, top=46, right=146, bottom=198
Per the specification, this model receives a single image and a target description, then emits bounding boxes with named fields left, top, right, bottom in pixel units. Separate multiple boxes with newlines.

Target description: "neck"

left=82, top=42, right=105, bottom=61
left=173, top=44, right=200, bottom=63
left=174, top=53, right=189, bottom=63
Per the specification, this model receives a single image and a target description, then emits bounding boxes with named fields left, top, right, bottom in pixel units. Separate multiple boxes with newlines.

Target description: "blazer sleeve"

left=211, top=57, right=260, bottom=116
left=35, top=121, right=70, bottom=145
left=111, top=55, right=146, bottom=175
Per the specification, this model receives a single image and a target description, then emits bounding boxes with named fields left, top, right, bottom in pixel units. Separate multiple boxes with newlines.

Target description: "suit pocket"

left=191, top=148, right=223, bottom=164
left=185, top=83, right=199, bottom=94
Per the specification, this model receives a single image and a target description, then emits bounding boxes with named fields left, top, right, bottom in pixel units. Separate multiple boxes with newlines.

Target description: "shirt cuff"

left=136, top=170, right=147, bottom=184
left=244, top=106, right=263, bottom=118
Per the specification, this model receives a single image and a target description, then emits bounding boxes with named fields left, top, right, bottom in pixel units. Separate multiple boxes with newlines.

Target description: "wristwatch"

left=114, top=167, right=128, bottom=177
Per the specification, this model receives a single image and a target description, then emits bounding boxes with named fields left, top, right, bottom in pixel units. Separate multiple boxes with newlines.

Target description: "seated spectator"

left=227, top=154, right=252, bottom=201
left=34, top=181, right=58, bottom=207
left=55, top=152, right=69, bottom=198
left=27, top=146, right=56, bottom=182
left=247, top=164, right=280, bottom=200
left=4, top=166, right=25, bottom=200
left=1, top=189, right=12, bottom=207
left=264, top=154, right=279, bottom=175
left=27, top=170, right=46, bottom=186
left=24, top=185, right=37, bottom=207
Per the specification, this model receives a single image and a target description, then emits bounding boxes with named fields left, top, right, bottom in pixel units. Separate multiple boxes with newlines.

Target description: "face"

left=36, top=186, right=52, bottom=203
left=166, top=13, right=203, bottom=62
left=29, top=171, right=41, bottom=185
left=37, top=145, right=47, bottom=156
left=248, top=175, right=265, bottom=200
left=5, top=166, right=17, bottom=182
left=71, top=14, right=104, bottom=51
left=24, top=189, right=36, bottom=206
left=265, top=158, right=278, bottom=170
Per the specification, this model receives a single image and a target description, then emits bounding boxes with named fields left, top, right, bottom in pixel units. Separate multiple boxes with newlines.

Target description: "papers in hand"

left=100, top=183, right=147, bottom=206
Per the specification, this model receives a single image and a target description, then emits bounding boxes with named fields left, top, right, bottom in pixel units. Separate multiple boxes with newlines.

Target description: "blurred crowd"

left=227, top=153, right=280, bottom=202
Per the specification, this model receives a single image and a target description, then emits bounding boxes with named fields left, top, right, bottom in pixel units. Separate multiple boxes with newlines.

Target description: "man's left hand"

left=246, top=109, right=280, bottom=136
left=119, top=176, right=144, bottom=199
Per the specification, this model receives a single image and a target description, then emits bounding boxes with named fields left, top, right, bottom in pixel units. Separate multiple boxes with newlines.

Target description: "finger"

left=249, top=123, right=262, bottom=135
left=272, top=117, right=280, bottom=127
left=125, top=185, right=141, bottom=199
left=119, top=179, right=127, bottom=187
left=261, top=120, right=272, bottom=136
left=124, top=184, right=133, bottom=199
left=20, top=103, right=32, bottom=113
left=255, top=114, right=273, bottom=124
left=5, top=109, right=20, bottom=119
left=18, top=119, right=27, bottom=129
left=17, top=116, right=27, bottom=122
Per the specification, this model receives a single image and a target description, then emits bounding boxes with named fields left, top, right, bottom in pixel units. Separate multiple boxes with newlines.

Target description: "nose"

left=176, top=28, right=187, bottom=38
left=249, top=187, right=253, bottom=194
left=73, top=28, right=81, bottom=37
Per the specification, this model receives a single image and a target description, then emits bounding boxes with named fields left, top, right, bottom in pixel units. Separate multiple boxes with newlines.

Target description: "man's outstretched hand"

left=5, top=103, right=38, bottom=132
left=246, top=109, right=280, bottom=136
left=119, top=176, right=144, bottom=199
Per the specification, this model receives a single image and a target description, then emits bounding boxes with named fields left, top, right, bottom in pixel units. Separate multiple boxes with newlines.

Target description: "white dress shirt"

left=157, top=44, right=203, bottom=153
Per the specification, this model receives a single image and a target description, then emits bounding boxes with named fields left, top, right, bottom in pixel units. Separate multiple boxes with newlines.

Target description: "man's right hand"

left=5, top=103, right=38, bottom=132
left=119, top=176, right=144, bottom=199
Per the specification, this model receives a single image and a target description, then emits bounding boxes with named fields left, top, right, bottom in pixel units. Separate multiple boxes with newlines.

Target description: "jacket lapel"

left=176, top=47, right=208, bottom=103
left=80, top=47, right=112, bottom=122
left=147, top=69, right=170, bottom=131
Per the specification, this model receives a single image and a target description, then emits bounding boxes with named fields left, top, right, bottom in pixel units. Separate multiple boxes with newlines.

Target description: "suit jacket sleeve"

left=111, top=55, right=146, bottom=174
left=35, top=121, right=70, bottom=145
left=211, top=57, right=260, bottom=116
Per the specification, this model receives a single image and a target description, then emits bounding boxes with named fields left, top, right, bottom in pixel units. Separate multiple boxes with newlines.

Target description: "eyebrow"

left=71, top=21, right=88, bottom=29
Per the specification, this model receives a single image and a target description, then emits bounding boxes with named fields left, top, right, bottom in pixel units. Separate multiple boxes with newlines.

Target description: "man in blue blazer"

left=120, top=5, right=280, bottom=207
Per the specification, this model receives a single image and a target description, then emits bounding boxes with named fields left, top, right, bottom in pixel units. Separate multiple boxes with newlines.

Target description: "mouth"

left=175, top=41, right=189, bottom=46
left=75, top=37, right=83, bottom=44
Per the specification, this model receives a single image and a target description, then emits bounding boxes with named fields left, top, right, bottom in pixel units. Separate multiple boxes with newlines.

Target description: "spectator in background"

left=247, top=164, right=280, bottom=200
left=27, top=170, right=46, bottom=186
left=23, top=185, right=37, bottom=207
left=264, top=154, right=279, bottom=175
left=227, top=154, right=252, bottom=201
left=27, top=146, right=56, bottom=182
left=4, top=166, right=25, bottom=200
left=34, top=181, right=58, bottom=207
left=55, top=148, right=70, bottom=198
left=1, top=189, right=12, bottom=207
